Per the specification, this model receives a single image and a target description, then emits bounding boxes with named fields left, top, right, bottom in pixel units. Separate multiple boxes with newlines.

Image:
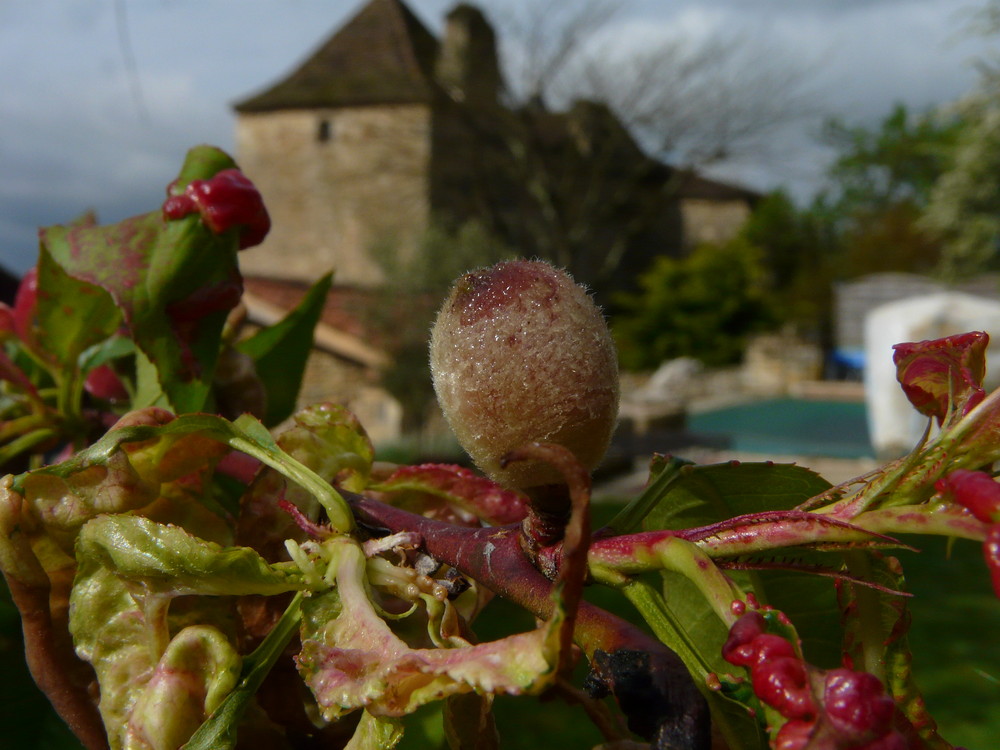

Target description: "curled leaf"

left=296, top=538, right=562, bottom=721
left=74, top=514, right=307, bottom=598
left=371, top=463, right=529, bottom=525
left=123, top=625, right=241, bottom=750
left=70, top=515, right=307, bottom=749
left=39, top=146, right=247, bottom=413
left=892, top=331, right=988, bottom=424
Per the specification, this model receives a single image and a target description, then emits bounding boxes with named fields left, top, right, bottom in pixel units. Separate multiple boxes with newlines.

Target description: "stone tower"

left=234, top=0, right=455, bottom=286
left=435, top=4, right=502, bottom=106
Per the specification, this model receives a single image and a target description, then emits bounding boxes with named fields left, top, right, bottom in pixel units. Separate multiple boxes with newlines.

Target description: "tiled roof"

left=241, top=276, right=388, bottom=368
left=242, top=276, right=372, bottom=337
left=234, top=0, right=442, bottom=112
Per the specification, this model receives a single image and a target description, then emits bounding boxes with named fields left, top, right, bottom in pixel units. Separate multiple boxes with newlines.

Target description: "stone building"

left=231, top=0, right=759, bottom=443
left=233, top=0, right=758, bottom=295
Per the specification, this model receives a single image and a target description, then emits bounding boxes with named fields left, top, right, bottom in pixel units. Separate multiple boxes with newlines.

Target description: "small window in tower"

left=317, top=119, right=332, bottom=143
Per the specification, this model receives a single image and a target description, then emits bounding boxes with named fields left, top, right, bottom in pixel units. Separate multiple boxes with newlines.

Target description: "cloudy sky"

left=0, top=0, right=992, bottom=276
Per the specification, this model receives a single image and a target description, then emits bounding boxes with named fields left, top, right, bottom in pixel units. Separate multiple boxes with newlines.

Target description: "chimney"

left=436, top=4, right=502, bottom=106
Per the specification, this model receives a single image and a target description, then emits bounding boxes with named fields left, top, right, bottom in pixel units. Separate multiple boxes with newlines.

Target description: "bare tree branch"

left=492, top=1, right=814, bottom=171
left=574, top=31, right=816, bottom=168
left=495, top=0, right=626, bottom=105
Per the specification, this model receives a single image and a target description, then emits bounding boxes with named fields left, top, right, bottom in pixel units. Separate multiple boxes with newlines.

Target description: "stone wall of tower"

left=235, top=104, right=433, bottom=286
left=436, top=4, right=502, bottom=106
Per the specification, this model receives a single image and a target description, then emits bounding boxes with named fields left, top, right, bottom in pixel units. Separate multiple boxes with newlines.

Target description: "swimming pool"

left=687, top=398, right=873, bottom=459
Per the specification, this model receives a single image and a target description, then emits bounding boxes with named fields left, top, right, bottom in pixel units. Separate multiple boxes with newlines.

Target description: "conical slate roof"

left=235, top=0, right=441, bottom=112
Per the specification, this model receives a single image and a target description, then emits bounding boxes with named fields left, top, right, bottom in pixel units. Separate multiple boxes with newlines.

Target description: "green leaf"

left=643, top=460, right=832, bottom=531
left=78, top=335, right=135, bottom=373
left=38, top=146, right=243, bottom=414
left=232, top=412, right=280, bottom=452
left=237, top=272, right=333, bottom=426
left=604, top=455, right=692, bottom=533
left=35, top=241, right=121, bottom=374
left=170, top=146, right=237, bottom=190
left=641, top=461, right=843, bottom=667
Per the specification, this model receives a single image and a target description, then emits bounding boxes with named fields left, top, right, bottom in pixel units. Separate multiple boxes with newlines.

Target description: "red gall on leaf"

left=935, top=469, right=1000, bottom=524
left=892, top=331, right=988, bottom=424
left=822, top=668, right=895, bottom=738
left=163, top=168, right=270, bottom=250
left=938, top=471, right=1000, bottom=597
left=751, top=657, right=816, bottom=721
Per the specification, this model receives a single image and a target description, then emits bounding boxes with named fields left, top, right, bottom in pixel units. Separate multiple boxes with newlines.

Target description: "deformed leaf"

left=893, top=331, right=988, bottom=425
left=69, top=564, right=157, bottom=748
left=2, top=409, right=232, bottom=566
left=70, top=514, right=308, bottom=750
left=296, top=538, right=562, bottom=721
left=272, top=403, right=374, bottom=494
left=123, top=625, right=241, bottom=750
left=14, top=447, right=159, bottom=555
left=182, top=593, right=304, bottom=750
left=370, top=463, right=528, bottom=525
left=74, top=514, right=307, bottom=598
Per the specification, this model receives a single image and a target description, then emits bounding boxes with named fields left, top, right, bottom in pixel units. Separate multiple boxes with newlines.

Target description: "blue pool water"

left=687, top=398, right=873, bottom=458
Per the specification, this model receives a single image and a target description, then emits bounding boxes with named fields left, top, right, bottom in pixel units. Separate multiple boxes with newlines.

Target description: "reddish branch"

left=3, top=573, right=108, bottom=750
left=347, top=488, right=709, bottom=749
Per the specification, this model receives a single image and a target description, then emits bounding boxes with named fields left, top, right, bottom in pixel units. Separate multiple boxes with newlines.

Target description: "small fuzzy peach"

left=430, top=260, right=619, bottom=489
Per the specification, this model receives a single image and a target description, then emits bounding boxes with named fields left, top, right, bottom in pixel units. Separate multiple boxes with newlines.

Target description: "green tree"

left=923, top=103, right=1000, bottom=279
left=612, top=237, right=777, bottom=370
left=898, top=0, right=1000, bottom=279
left=816, top=105, right=962, bottom=279
left=821, top=103, right=961, bottom=214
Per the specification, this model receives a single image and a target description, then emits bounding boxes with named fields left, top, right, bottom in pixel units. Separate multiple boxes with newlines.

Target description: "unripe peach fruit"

left=430, top=260, right=619, bottom=489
